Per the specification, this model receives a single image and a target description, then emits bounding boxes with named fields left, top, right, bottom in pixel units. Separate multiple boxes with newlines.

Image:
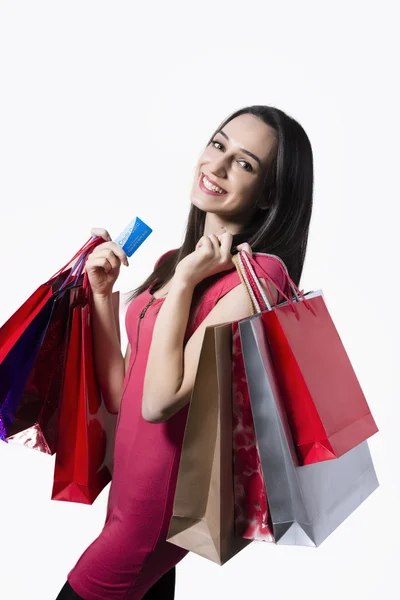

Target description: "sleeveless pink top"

left=67, top=250, right=290, bottom=600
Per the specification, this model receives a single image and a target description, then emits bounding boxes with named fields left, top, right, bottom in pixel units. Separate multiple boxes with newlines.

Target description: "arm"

left=142, top=276, right=278, bottom=423
left=91, top=293, right=125, bottom=415
left=124, top=342, right=132, bottom=373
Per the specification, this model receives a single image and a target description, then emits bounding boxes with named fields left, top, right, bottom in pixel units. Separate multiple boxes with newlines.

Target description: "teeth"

left=202, top=175, right=226, bottom=194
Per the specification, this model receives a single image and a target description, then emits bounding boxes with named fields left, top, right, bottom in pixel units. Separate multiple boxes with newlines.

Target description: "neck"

left=203, top=212, right=246, bottom=237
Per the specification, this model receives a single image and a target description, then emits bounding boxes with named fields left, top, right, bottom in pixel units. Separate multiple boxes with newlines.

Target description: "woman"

left=56, top=104, right=313, bottom=599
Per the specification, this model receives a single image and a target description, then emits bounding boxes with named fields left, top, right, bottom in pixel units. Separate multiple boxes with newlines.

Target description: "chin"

left=190, top=193, right=215, bottom=213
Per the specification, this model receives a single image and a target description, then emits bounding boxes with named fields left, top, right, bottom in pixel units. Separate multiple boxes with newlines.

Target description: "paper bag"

left=167, top=323, right=251, bottom=565
left=240, top=314, right=379, bottom=546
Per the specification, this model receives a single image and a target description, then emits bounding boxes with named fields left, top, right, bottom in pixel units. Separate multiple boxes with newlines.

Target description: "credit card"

left=114, top=217, right=153, bottom=257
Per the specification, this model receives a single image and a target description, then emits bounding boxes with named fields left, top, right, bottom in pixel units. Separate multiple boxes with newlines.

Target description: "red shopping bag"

left=6, top=286, right=120, bottom=455
left=51, top=280, right=117, bottom=504
left=232, top=319, right=274, bottom=542
left=5, top=286, right=74, bottom=453
left=236, top=250, right=378, bottom=466
left=0, top=274, right=69, bottom=365
left=0, top=236, right=95, bottom=364
left=2, top=236, right=106, bottom=451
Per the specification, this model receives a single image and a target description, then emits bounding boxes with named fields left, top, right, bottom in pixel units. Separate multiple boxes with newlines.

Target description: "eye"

left=211, top=139, right=254, bottom=172
left=211, top=140, right=224, bottom=151
left=238, top=160, right=253, bottom=172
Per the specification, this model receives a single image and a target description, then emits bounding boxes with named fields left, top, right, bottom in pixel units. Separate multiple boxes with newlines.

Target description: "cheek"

left=230, top=179, right=258, bottom=201
left=227, top=183, right=261, bottom=214
left=199, top=148, right=213, bottom=165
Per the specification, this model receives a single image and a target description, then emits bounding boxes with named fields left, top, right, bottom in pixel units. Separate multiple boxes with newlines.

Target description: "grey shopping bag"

left=239, top=314, right=379, bottom=547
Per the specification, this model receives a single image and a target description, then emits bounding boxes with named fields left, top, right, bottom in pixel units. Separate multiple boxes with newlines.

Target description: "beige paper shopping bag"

left=167, top=322, right=252, bottom=565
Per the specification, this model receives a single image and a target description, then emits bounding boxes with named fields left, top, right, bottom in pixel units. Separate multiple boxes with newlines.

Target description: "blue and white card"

left=114, top=217, right=152, bottom=257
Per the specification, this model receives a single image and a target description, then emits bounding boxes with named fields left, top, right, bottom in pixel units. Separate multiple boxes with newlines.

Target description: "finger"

left=236, top=242, right=253, bottom=255
left=108, top=242, right=129, bottom=266
left=207, top=233, right=221, bottom=253
left=91, top=243, right=129, bottom=266
left=196, top=235, right=213, bottom=250
left=91, top=227, right=112, bottom=242
left=97, top=250, right=121, bottom=271
left=86, top=256, right=115, bottom=275
left=197, top=227, right=225, bottom=250
left=218, top=230, right=234, bottom=259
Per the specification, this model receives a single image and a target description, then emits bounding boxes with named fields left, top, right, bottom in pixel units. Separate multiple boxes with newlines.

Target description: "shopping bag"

left=236, top=249, right=378, bottom=465
left=51, top=280, right=117, bottom=504
left=0, top=273, right=70, bottom=365
left=0, top=236, right=95, bottom=364
left=232, top=319, right=273, bottom=542
left=0, top=237, right=107, bottom=442
left=0, top=239, right=102, bottom=442
left=231, top=251, right=298, bottom=541
left=6, top=287, right=120, bottom=455
left=5, top=285, right=77, bottom=452
left=167, top=323, right=252, bottom=565
left=0, top=295, right=57, bottom=440
left=240, top=313, right=379, bottom=546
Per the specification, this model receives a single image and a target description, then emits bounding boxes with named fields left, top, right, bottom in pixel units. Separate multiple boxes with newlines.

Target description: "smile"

left=199, top=173, right=228, bottom=195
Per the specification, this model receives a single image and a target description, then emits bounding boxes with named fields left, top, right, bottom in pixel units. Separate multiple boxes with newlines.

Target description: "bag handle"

left=248, top=252, right=301, bottom=302
left=81, top=236, right=110, bottom=304
left=232, top=253, right=258, bottom=314
left=57, top=236, right=104, bottom=293
left=233, top=250, right=295, bottom=312
left=233, top=250, right=316, bottom=317
left=47, top=236, right=95, bottom=283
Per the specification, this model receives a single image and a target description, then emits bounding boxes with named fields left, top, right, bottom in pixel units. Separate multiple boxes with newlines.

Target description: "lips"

left=199, top=172, right=228, bottom=195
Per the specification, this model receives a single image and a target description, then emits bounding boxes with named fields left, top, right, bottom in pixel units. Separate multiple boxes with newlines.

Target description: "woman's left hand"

left=175, top=227, right=252, bottom=288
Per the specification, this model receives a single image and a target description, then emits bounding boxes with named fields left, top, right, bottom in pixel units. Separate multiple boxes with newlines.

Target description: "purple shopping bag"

left=4, top=286, right=74, bottom=452
left=0, top=238, right=105, bottom=442
left=0, top=296, right=56, bottom=439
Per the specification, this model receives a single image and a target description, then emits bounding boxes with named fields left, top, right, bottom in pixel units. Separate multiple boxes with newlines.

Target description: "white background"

left=0, top=1, right=399, bottom=599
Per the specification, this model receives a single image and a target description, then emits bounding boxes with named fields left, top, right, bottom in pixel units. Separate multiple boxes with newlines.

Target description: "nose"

left=209, top=155, right=228, bottom=179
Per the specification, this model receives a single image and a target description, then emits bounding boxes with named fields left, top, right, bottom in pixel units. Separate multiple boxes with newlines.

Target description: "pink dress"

left=67, top=250, right=290, bottom=600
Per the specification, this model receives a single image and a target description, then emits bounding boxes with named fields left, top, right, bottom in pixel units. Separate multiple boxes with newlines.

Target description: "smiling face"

left=190, top=113, right=277, bottom=231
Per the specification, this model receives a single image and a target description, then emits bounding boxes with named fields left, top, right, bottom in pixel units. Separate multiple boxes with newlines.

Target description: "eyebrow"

left=217, top=129, right=262, bottom=168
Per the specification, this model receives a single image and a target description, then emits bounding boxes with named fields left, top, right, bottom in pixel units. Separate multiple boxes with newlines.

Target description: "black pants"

left=55, top=566, right=176, bottom=599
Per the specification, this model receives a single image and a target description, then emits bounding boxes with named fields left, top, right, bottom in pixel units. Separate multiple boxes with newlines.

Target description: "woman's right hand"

left=85, top=227, right=129, bottom=298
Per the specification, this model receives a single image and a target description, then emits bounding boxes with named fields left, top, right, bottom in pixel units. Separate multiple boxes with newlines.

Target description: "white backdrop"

left=0, top=1, right=398, bottom=599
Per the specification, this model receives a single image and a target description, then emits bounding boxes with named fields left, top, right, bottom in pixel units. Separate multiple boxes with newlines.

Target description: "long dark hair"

left=126, top=104, right=314, bottom=305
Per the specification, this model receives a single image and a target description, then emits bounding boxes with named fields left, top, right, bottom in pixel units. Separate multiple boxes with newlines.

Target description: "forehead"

left=219, top=114, right=276, bottom=164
